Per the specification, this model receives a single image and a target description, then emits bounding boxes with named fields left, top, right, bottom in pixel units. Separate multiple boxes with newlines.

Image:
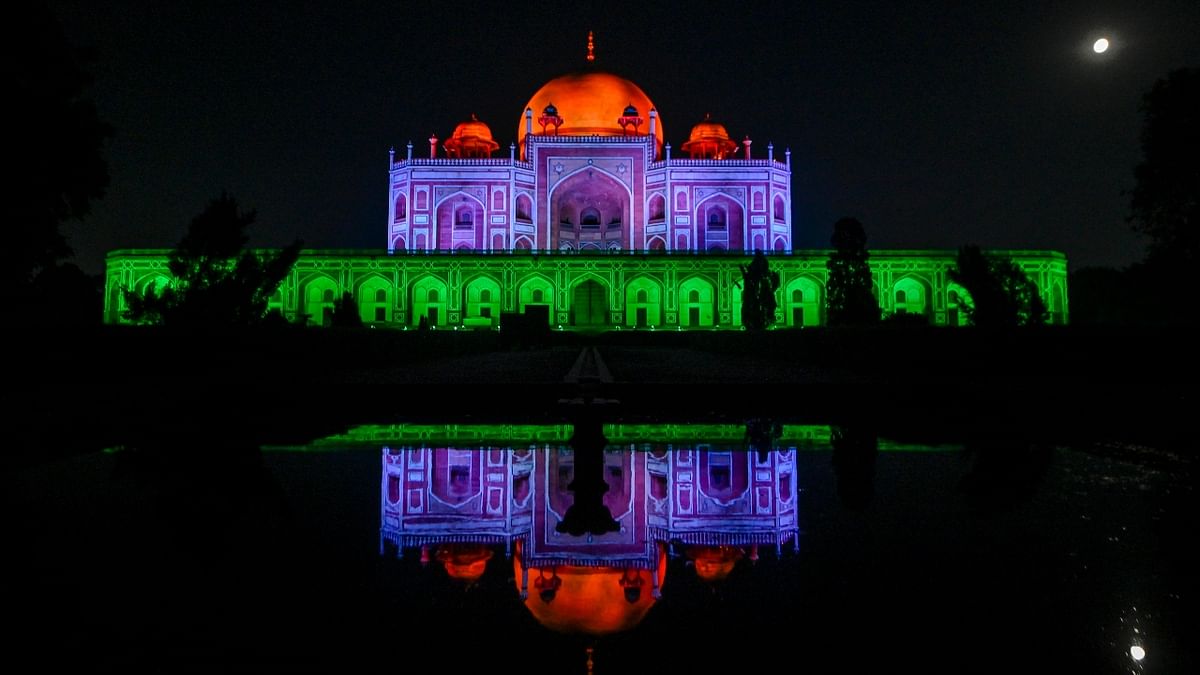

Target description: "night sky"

left=48, top=0, right=1200, bottom=274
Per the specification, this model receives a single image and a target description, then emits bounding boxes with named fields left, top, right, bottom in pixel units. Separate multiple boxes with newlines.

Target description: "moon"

left=1093, top=38, right=1110, bottom=53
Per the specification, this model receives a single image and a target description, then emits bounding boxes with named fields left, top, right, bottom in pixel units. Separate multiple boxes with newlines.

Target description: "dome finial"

left=587, top=30, right=595, bottom=62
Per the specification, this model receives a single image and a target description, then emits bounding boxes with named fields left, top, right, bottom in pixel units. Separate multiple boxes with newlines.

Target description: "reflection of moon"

left=1093, top=38, right=1110, bottom=53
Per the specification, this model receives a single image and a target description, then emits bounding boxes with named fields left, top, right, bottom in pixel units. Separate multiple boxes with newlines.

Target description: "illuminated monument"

left=104, top=34, right=1068, bottom=328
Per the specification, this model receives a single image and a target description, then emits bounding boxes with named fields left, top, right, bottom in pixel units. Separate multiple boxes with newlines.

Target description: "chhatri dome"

left=443, top=114, right=500, bottom=158
left=518, top=32, right=664, bottom=159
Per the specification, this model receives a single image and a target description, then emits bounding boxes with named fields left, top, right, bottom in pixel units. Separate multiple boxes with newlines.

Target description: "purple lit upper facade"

left=387, top=68, right=792, bottom=254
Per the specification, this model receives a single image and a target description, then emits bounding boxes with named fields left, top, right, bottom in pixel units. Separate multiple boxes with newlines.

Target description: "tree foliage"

left=330, top=292, right=363, bottom=328
left=739, top=250, right=780, bottom=330
left=825, top=217, right=880, bottom=325
left=4, top=5, right=110, bottom=302
left=1129, top=68, right=1200, bottom=268
left=123, top=194, right=301, bottom=327
left=949, top=245, right=1046, bottom=327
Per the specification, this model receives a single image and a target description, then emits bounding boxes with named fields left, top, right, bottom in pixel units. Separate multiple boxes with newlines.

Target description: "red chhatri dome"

left=681, top=113, right=738, bottom=159
left=444, top=114, right=500, bottom=158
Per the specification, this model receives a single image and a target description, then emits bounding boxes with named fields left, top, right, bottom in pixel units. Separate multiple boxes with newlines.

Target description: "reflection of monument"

left=380, top=446, right=798, bottom=635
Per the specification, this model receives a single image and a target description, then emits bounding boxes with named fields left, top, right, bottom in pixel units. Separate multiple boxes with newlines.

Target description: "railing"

left=648, top=158, right=790, bottom=170
left=391, top=158, right=533, bottom=170
left=526, top=134, right=655, bottom=144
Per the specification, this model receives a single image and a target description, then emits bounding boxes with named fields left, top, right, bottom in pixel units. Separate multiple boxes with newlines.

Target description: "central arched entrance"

left=571, top=279, right=608, bottom=327
left=551, top=169, right=630, bottom=251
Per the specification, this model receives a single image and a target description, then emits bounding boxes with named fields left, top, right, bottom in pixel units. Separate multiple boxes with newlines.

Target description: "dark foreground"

left=8, top=324, right=1194, bottom=466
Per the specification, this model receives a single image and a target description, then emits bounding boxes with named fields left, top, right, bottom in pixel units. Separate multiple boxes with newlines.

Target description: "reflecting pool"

left=7, top=423, right=1192, bottom=673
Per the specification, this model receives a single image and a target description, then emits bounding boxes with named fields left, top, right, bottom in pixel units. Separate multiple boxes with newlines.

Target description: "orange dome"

left=519, top=71, right=663, bottom=158
left=444, top=114, right=499, bottom=158
left=680, top=113, right=738, bottom=159
left=437, top=543, right=494, bottom=583
left=513, top=542, right=667, bottom=636
left=688, top=545, right=744, bottom=582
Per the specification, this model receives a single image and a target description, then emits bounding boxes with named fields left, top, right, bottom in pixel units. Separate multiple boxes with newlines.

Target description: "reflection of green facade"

left=104, top=248, right=1068, bottom=328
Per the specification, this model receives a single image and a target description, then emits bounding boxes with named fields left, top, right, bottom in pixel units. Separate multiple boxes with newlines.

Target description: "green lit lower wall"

left=103, top=249, right=1069, bottom=328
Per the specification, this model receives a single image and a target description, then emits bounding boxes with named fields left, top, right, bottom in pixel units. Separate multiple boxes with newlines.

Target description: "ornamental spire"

left=587, top=30, right=595, bottom=62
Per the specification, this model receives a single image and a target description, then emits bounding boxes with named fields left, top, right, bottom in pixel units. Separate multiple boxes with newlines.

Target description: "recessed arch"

left=463, top=274, right=502, bottom=325
left=625, top=275, right=663, bottom=328
left=569, top=273, right=611, bottom=327
left=785, top=276, right=821, bottom=327
left=302, top=274, right=339, bottom=326
left=393, top=193, right=407, bottom=221
left=892, top=276, right=929, bottom=317
left=411, top=274, right=449, bottom=327
left=946, top=281, right=972, bottom=326
left=679, top=275, right=716, bottom=327
left=518, top=274, right=554, bottom=323
left=357, top=274, right=393, bottom=323
left=550, top=167, right=631, bottom=252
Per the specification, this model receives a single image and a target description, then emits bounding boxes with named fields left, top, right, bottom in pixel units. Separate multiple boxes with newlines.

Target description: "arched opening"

left=514, top=236, right=533, bottom=251
left=411, top=276, right=448, bottom=327
left=518, top=276, right=554, bottom=324
left=892, top=277, right=928, bottom=317
left=785, top=277, right=820, bottom=327
left=647, top=237, right=666, bottom=252
left=706, top=206, right=726, bottom=230
left=648, top=194, right=665, bottom=222
left=773, top=195, right=785, bottom=222
left=753, top=192, right=764, bottom=212
left=516, top=194, right=532, bottom=222
left=304, top=277, right=339, bottom=327
left=551, top=170, right=628, bottom=251
left=946, top=283, right=972, bottom=327
left=455, top=206, right=474, bottom=229
left=625, top=277, right=662, bottom=328
left=679, top=277, right=715, bottom=327
left=359, top=278, right=392, bottom=323
left=464, top=276, right=502, bottom=326
left=773, top=237, right=786, bottom=252
left=492, top=190, right=504, bottom=211
left=675, top=192, right=687, bottom=211
left=394, top=193, right=407, bottom=221
left=571, top=279, right=609, bottom=327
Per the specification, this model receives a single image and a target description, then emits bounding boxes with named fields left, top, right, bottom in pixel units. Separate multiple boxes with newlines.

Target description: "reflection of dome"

left=680, top=113, right=738, bottom=159
left=519, top=71, right=663, bottom=157
left=688, top=545, right=744, bottom=582
left=444, top=114, right=500, bottom=158
left=437, top=543, right=494, bottom=583
left=513, top=542, right=667, bottom=636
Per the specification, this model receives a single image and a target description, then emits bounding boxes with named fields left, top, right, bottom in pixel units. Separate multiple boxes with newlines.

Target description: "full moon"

left=1094, top=38, right=1110, bottom=53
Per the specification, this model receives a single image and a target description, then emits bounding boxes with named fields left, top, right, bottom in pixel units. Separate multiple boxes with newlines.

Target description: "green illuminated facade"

left=104, top=248, right=1068, bottom=328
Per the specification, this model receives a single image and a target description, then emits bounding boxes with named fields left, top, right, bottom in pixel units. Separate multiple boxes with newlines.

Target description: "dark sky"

left=49, top=0, right=1200, bottom=273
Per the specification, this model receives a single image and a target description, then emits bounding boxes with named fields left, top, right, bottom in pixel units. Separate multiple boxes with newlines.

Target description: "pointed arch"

left=463, top=274, right=502, bottom=325
left=411, top=274, right=449, bottom=327
left=302, top=274, right=339, bottom=326
left=892, top=276, right=930, bottom=317
left=357, top=274, right=393, bottom=323
left=625, top=275, right=663, bottom=327
left=679, top=275, right=716, bottom=327
left=785, top=276, right=821, bottom=327
left=518, top=274, right=555, bottom=323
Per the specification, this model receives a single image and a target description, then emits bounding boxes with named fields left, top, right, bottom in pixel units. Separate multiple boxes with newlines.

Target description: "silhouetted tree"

left=825, top=218, right=880, bottom=325
left=949, top=246, right=1046, bottom=327
left=4, top=5, right=110, bottom=314
left=738, top=250, right=780, bottom=330
left=123, top=194, right=301, bottom=327
left=1129, top=68, right=1199, bottom=269
left=330, top=292, right=363, bottom=327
